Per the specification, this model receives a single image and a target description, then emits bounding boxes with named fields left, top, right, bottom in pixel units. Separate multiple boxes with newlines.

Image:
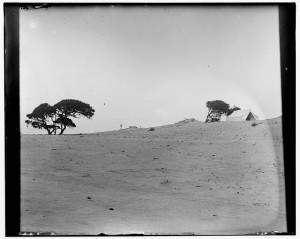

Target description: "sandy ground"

left=20, top=118, right=286, bottom=235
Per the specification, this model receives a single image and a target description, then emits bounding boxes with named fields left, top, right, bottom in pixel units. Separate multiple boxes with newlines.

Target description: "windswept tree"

left=53, top=99, right=95, bottom=135
left=25, top=99, right=95, bottom=135
left=205, top=100, right=230, bottom=122
left=205, top=100, right=241, bottom=122
left=25, top=103, right=59, bottom=135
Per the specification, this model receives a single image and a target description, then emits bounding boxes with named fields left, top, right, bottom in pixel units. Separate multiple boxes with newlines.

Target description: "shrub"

left=129, top=126, right=138, bottom=129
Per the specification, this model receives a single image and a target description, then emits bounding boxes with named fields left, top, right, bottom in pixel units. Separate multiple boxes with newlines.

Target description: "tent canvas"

left=226, top=109, right=259, bottom=121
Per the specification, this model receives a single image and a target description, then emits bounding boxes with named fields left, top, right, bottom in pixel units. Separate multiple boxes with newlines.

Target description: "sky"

left=20, top=5, right=282, bottom=134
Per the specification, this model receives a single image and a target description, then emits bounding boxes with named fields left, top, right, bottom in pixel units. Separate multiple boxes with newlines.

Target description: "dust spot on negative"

left=29, top=22, right=37, bottom=28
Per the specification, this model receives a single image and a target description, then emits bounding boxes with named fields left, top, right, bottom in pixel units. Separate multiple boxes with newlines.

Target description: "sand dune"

left=20, top=118, right=286, bottom=235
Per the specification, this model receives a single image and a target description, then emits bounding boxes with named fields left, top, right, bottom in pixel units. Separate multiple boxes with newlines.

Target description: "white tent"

left=226, top=109, right=259, bottom=121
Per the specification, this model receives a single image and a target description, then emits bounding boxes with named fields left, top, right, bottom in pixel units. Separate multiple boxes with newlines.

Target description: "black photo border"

left=4, top=3, right=296, bottom=236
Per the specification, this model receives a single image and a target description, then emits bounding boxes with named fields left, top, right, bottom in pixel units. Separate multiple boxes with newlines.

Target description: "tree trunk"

left=50, top=127, right=57, bottom=135
left=54, top=115, right=57, bottom=135
left=205, top=113, right=210, bottom=123
left=205, top=109, right=212, bottom=123
left=59, top=125, right=66, bottom=135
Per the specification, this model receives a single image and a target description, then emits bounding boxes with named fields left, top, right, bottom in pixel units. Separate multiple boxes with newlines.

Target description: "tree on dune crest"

left=205, top=100, right=229, bottom=122
left=25, top=99, right=95, bottom=135
left=25, top=103, right=60, bottom=135
left=205, top=100, right=240, bottom=122
left=53, top=99, right=95, bottom=135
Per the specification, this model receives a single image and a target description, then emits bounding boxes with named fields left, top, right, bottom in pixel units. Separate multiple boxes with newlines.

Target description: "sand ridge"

left=21, top=118, right=286, bottom=235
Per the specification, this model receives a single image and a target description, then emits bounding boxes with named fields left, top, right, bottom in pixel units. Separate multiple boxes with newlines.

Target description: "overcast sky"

left=20, top=5, right=282, bottom=134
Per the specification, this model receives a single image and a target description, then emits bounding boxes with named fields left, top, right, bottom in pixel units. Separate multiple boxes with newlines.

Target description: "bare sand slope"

left=21, top=118, right=286, bottom=235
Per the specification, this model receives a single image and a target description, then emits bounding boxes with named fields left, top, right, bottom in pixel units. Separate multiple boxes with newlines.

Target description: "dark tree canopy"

left=26, top=103, right=56, bottom=119
left=25, top=103, right=58, bottom=134
left=54, top=117, right=76, bottom=128
left=54, top=99, right=95, bottom=119
left=205, top=100, right=240, bottom=123
left=25, top=99, right=95, bottom=135
left=206, top=100, right=230, bottom=115
left=227, top=106, right=241, bottom=116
